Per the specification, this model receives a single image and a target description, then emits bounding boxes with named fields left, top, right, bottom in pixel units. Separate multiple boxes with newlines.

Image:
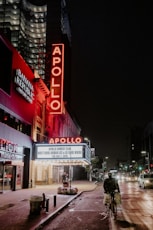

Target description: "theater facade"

left=0, top=33, right=91, bottom=192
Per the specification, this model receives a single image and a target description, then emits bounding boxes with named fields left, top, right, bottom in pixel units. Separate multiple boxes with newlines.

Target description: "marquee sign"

left=35, top=143, right=91, bottom=164
left=50, top=43, right=64, bottom=114
left=36, top=145, right=83, bottom=159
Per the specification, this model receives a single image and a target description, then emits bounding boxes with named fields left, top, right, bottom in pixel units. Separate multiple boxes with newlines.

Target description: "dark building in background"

left=0, top=0, right=46, bottom=77
left=0, top=0, right=72, bottom=104
left=0, top=35, right=12, bottom=95
left=130, top=126, right=143, bottom=162
left=45, top=0, right=72, bottom=102
left=143, top=122, right=153, bottom=170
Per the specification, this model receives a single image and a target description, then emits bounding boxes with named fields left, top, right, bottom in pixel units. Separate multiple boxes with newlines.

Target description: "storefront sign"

left=0, top=138, right=23, bottom=160
left=14, top=69, right=34, bottom=103
left=50, top=44, right=64, bottom=114
left=49, top=136, right=82, bottom=144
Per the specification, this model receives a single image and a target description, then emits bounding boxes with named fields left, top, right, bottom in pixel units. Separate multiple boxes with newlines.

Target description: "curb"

left=32, top=183, right=98, bottom=230
left=32, top=192, right=83, bottom=230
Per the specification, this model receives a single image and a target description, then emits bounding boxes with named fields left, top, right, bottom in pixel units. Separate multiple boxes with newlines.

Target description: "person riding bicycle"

left=103, top=172, right=120, bottom=194
left=103, top=172, right=120, bottom=217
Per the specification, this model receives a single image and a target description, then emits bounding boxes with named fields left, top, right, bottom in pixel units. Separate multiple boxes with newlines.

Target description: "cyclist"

left=103, top=172, right=120, bottom=194
left=103, top=172, right=120, bottom=206
left=103, top=172, right=120, bottom=218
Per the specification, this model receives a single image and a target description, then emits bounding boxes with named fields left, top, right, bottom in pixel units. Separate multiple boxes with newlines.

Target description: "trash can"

left=30, top=195, right=43, bottom=215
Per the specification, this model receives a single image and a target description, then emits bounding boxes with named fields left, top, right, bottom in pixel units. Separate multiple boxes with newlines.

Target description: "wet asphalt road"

left=41, top=183, right=110, bottom=230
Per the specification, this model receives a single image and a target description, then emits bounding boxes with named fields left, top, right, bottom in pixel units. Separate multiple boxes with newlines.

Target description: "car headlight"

left=145, top=180, right=150, bottom=183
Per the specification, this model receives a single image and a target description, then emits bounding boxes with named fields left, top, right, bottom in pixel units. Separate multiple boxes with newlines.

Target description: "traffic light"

left=138, top=166, right=142, bottom=171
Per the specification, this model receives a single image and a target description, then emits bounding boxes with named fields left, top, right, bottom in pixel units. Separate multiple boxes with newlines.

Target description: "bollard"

left=46, top=198, right=49, bottom=212
left=53, top=195, right=56, bottom=207
left=42, top=193, right=46, bottom=209
left=29, top=179, right=33, bottom=188
left=30, top=179, right=32, bottom=188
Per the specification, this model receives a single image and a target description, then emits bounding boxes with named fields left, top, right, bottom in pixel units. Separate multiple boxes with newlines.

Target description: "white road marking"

left=77, top=216, right=82, bottom=222
left=69, top=209, right=101, bottom=212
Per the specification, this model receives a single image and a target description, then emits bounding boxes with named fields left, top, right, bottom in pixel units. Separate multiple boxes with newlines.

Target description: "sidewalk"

left=0, top=180, right=98, bottom=230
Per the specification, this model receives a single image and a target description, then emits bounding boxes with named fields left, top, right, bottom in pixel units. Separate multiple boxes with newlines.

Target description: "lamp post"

left=69, top=165, right=71, bottom=189
left=147, top=152, right=150, bottom=172
left=105, top=156, right=108, bottom=171
left=84, top=138, right=93, bottom=181
left=102, top=156, right=109, bottom=172
left=141, top=151, right=150, bottom=172
left=84, top=137, right=91, bottom=148
left=69, top=150, right=72, bottom=189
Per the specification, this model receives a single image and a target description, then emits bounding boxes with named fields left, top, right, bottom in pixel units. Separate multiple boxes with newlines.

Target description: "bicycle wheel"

left=105, top=203, right=110, bottom=217
left=110, top=201, right=117, bottom=219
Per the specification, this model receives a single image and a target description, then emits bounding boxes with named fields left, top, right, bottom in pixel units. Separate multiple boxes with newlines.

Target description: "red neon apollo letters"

left=49, top=137, right=83, bottom=144
left=50, top=44, right=64, bottom=114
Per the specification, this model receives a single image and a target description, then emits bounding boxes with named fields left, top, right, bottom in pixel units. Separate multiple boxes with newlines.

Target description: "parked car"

left=138, top=173, right=153, bottom=189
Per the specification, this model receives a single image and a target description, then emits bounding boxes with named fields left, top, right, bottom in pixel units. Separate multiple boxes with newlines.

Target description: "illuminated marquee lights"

left=49, top=137, right=83, bottom=144
left=50, top=44, right=64, bottom=114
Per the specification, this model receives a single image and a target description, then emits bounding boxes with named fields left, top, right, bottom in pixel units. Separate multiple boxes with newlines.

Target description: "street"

left=113, top=180, right=153, bottom=230
left=42, top=183, right=110, bottom=230
left=42, top=180, right=153, bottom=230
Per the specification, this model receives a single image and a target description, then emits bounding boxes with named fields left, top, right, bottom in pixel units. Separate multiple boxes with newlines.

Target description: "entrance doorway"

left=0, top=163, right=13, bottom=192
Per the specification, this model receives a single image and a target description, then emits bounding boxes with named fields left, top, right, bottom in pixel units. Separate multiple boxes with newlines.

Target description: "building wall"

left=0, top=33, right=35, bottom=124
left=0, top=33, right=35, bottom=190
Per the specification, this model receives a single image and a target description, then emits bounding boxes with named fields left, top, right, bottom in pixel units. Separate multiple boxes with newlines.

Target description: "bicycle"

left=105, top=191, right=117, bottom=219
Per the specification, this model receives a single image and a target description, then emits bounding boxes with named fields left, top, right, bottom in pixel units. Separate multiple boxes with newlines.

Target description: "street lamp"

left=147, top=152, right=150, bottom=172
left=84, top=137, right=91, bottom=148
left=105, top=156, right=109, bottom=171
left=102, top=156, right=109, bottom=172
left=84, top=137, right=92, bottom=181
left=141, top=151, right=150, bottom=172
left=69, top=150, right=72, bottom=189
left=69, top=165, right=71, bottom=189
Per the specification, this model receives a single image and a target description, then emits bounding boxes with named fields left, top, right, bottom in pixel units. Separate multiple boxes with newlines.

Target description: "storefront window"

left=0, top=164, right=13, bottom=192
left=0, top=108, right=31, bottom=136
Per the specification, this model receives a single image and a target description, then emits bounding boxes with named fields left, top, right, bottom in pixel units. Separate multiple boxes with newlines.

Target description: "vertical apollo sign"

left=50, top=44, right=64, bottom=114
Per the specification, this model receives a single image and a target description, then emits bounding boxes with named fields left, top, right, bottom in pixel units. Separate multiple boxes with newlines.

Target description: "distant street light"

left=102, top=156, right=109, bottom=172
left=141, top=151, right=150, bottom=172
left=105, top=156, right=109, bottom=170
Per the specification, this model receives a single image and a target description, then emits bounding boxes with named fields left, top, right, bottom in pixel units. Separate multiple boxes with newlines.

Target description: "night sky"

left=68, top=1, right=153, bottom=167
